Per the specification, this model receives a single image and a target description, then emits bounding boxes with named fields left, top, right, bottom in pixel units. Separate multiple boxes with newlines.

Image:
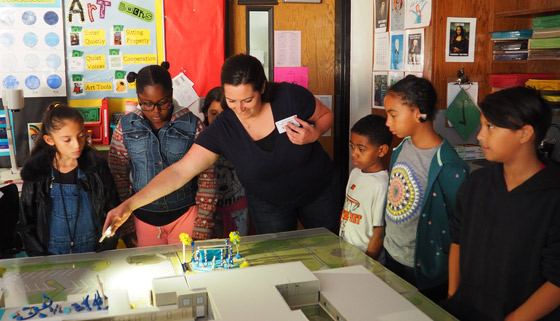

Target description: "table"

left=0, top=228, right=457, bottom=320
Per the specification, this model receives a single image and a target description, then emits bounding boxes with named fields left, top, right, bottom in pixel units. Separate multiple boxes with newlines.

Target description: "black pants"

left=384, top=249, right=448, bottom=304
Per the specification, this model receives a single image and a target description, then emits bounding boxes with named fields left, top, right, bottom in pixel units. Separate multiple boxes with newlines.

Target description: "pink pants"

left=134, top=205, right=197, bottom=247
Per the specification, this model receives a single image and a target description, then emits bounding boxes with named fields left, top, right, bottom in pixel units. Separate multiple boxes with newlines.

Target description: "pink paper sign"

left=274, top=67, right=308, bottom=89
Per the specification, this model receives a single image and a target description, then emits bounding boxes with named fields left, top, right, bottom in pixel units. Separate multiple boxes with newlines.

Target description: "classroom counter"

left=0, top=228, right=457, bottom=320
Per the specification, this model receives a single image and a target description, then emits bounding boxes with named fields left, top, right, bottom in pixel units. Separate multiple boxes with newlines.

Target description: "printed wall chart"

left=64, top=0, right=158, bottom=100
left=0, top=0, right=66, bottom=97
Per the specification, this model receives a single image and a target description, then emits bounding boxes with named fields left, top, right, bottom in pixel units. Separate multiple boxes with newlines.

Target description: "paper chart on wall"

left=65, top=0, right=158, bottom=100
left=274, top=31, right=301, bottom=67
left=373, top=32, right=390, bottom=71
left=0, top=0, right=66, bottom=97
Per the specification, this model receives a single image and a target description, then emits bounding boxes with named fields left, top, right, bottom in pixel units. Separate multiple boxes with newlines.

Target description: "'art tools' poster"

left=0, top=0, right=66, bottom=97
left=64, top=0, right=158, bottom=100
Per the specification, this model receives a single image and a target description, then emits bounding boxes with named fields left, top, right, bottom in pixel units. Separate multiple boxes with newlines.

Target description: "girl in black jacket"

left=18, top=103, right=120, bottom=256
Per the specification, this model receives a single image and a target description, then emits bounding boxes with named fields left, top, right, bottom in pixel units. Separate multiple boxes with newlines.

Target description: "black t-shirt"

left=53, top=167, right=78, bottom=184
left=448, top=159, right=560, bottom=321
left=195, top=82, right=335, bottom=209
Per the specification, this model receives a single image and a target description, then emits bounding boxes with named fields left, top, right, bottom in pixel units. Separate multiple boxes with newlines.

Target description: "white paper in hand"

left=275, top=115, right=300, bottom=134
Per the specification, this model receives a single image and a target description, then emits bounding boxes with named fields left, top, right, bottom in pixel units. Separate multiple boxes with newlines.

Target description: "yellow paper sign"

left=125, top=29, right=150, bottom=45
left=123, top=54, right=157, bottom=65
left=83, top=30, right=106, bottom=46
left=86, top=55, right=106, bottom=70
left=85, top=82, right=113, bottom=91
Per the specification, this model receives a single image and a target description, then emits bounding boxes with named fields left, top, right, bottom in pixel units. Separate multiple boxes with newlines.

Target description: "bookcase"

left=489, top=1, right=560, bottom=75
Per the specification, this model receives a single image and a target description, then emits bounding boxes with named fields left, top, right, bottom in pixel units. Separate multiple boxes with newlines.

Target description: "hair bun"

left=160, top=61, right=170, bottom=70
left=127, top=72, right=138, bottom=83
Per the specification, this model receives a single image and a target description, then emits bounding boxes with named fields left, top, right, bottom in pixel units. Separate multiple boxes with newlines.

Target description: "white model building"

left=0, top=262, right=432, bottom=321
left=148, top=261, right=432, bottom=321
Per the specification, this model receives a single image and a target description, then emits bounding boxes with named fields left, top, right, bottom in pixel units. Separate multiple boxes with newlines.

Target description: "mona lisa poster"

left=445, top=17, right=477, bottom=62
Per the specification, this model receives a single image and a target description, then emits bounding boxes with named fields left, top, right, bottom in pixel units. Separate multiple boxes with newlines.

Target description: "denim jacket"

left=120, top=108, right=198, bottom=212
left=109, top=104, right=217, bottom=239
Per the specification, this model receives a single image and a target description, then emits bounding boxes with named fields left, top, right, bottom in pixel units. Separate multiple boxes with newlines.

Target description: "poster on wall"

left=405, top=29, right=424, bottom=72
left=390, top=32, right=405, bottom=71
left=390, top=0, right=405, bottom=31
left=404, top=0, right=431, bottom=29
left=372, top=71, right=388, bottom=109
left=374, top=0, right=388, bottom=33
left=64, top=0, right=158, bottom=100
left=388, top=71, right=404, bottom=87
left=0, top=0, right=66, bottom=97
left=445, top=17, right=477, bottom=63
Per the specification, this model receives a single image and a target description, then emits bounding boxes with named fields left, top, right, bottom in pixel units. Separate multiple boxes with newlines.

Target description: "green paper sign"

left=445, top=88, right=480, bottom=140
left=118, top=1, right=154, bottom=22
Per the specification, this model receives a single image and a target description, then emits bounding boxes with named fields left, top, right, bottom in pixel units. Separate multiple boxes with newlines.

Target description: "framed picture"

left=445, top=17, right=476, bottom=62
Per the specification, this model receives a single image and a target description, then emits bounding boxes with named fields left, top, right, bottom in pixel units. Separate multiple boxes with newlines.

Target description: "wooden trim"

left=495, top=6, right=560, bottom=18
left=333, top=0, right=350, bottom=190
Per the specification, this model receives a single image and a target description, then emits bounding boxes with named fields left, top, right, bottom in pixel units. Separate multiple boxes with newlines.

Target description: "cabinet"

left=489, top=1, right=560, bottom=75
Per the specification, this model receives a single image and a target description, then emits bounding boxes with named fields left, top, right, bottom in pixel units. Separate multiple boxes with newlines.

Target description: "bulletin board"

left=64, top=0, right=160, bottom=100
left=0, top=0, right=66, bottom=97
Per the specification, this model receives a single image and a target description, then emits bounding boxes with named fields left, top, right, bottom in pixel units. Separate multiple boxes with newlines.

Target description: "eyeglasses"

left=138, top=95, right=173, bottom=111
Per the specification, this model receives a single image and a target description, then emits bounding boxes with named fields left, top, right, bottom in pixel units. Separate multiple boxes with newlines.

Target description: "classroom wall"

left=349, top=0, right=374, bottom=136
left=229, top=0, right=335, bottom=157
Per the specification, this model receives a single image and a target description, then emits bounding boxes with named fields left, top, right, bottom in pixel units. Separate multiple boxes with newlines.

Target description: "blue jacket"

left=389, top=137, right=469, bottom=290
left=120, top=108, right=199, bottom=213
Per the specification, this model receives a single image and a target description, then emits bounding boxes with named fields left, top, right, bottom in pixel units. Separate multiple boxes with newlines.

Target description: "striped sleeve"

left=108, top=120, right=132, bottom=202
left=192, top=119, right=218, bottom=240
left=108, top=120, right=136, bottom=238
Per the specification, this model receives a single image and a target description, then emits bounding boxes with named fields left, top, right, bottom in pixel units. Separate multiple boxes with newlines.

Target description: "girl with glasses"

left=108, top=62, right=217, bottom=246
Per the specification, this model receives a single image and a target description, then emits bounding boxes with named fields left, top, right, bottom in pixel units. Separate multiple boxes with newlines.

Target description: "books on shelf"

left=493, top=39, right=528, bottom=51
left=493, top=50, right=528, bottom=61
left=529, top=37, right=560, bottom=49
left=528, top=49, right=560, bottom=60
left=532, top=14, right=560, bottom=30
left=490, top=29, right=533, bottom=40
left=532, top=28, right=560, bottom=39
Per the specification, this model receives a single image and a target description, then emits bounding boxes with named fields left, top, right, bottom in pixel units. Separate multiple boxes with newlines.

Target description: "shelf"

left=92, top=144, right=110, bottom=151
left=492, top=60, right=560, bottom=64
left=495, top=6, right=560, bottom=18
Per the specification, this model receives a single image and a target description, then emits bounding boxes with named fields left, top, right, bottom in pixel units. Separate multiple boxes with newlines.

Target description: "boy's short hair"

left=388, top=75, right=438, bottom=121
left=351, top=114, right=393, bottom=147
left=479, top=86, right=552, bottom=149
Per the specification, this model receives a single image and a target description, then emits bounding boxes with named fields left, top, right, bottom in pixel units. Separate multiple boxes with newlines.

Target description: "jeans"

left=246, top=174, right=341, bottom=235
left=49, top=182, right=97, bottom=254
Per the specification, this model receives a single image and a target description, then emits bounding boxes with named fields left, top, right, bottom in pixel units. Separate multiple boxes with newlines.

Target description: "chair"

left=0, top=183, right=22, bottom=258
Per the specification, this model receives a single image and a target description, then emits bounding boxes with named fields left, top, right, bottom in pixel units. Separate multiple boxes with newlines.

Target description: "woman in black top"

left=104, top=54, right=341, bottom=236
